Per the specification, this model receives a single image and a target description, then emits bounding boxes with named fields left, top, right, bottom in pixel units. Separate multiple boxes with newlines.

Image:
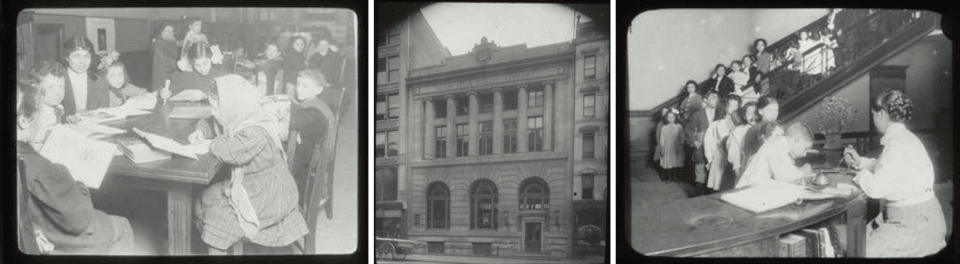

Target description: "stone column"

left=468, top=92, right=479, bottom=156
left=543, top=82, right=553, bottom=151
left=492, top=88, right=503, bottom=155
left=411, top=98, right=422, bottom=161
left=517, top=85, right=529, bottom=153
left=446, top=95, right=456, bottom=158
left=423, top=98, right=435, bottom=159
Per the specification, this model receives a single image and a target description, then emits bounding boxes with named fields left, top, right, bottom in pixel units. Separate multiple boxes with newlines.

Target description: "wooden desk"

left=100, top=102, right=221, bottom=255
left=634, top=173, right=867, bottom=257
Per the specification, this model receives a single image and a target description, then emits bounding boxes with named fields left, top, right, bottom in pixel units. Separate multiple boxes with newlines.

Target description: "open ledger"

left=720, top=180, right=849, bottom=213
left=39, top=125, right=115, bottom=189
left=132, top=128, right=203, bottom=159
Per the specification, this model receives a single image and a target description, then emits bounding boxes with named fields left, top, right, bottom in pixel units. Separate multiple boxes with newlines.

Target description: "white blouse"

left=854, top=123, right=936, bottom=207
left=68, top=70, right=88, bottom=112
left=736, top=130, right=804, bottom=188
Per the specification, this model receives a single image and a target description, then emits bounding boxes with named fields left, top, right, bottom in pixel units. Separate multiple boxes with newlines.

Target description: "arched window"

left=426, top=182, right=449, bottom=229
left=470, top=179, right=498, bottom=229
left=519, top=177, right=550, bottom=210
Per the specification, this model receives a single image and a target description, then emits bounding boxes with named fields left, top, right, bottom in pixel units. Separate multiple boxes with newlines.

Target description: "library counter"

left=634, top=173, right=867, bottom=257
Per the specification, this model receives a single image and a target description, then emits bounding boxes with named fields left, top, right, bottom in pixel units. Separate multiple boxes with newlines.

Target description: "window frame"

left=435, top=126, right=446, bottom=158
left=527, top=116, right=544, bottom=152
left=456, top=124, right=469, bottom=156
left=583, top=93, right=596, bottom=118
left=528, top=89, right=544, bottom=108
left=470, top=180, right=498, bottom=230
left=519, top=178, right=550, bottom=210
left=582, top=173, right=595, bottom=200
left=426, top=182, right=450, bottom=229
left=478, top=121, right=493, bottom=156
left=582, top=132, right=595, bottom=159
left=584, top=54, right=597, bottom=80
left=503, top=119, right=518, bottom=154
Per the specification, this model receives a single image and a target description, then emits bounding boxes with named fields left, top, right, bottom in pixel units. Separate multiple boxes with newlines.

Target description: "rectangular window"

left=375, top=130, right=399, bottom=158
left=582, top=173, right=595, bottom=200
left=584, top=54, right=597, bottom=80
left=503, top=119, right=518, bottom=154
left=528, top=89, right=544, bottom=107
left=479, top=93, right=494, bottom=113
left=528, top=116, right=543, bottom=151
left=479, top=121, right=493, bottom=156
left=434, top=99, right=447, bottom=118
left=456, top=96, right=470, bottom=116
left=583, top=93, right=595, bottom=118
left=387, top=130, right=399, bottom=157
left=583, top=132, right=595, bottom=159
left=375, top=168, right=398, bottom=201
left=376, top=93, right=399, bottom=121
left=377, top=27, right=400, bottom=48
left=457, top=124, right=469, bottom=156
left=377, top=56, right=401, bottom=83
left=503, top=90, right=518, bottom=110
left=435, top=126, right=446, bottom=158
left=375, top=131, right=386, bottom=158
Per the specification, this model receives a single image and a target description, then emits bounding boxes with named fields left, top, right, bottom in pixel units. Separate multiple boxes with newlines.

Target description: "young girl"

left=727, top=61, right=749, bottom=91
left=164, top=42, right=226, bottom=100
left=282, top=37, right=308, bottom=97
left=656, top=108, right=685, bottom=182
left=61, top=36, right=111, bottom=123
left=191, top=75, right=308, bottom=255
left=102, top=62, right=147, bottom=107
left=704, top=95, right=741, bottom=192
left=178, top=17, right=209, bottom=72
left=726, top=101, right=758, bottom=181
left=27, top=61, right=67, bottom=131
left=678, top=80, right=703, bottom=122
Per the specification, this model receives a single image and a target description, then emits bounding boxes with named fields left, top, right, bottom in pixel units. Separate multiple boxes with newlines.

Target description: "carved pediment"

left=472, top=36, right=498, bottom=65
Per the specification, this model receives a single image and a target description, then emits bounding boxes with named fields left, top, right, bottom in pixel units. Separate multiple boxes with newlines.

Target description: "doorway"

left=35, top=24, right=63, bottom=64
left=523, top=221, right=542, bottom=253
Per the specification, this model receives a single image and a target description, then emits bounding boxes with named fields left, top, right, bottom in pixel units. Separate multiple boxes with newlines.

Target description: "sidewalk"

left=402, top=254, right=606, bottom=264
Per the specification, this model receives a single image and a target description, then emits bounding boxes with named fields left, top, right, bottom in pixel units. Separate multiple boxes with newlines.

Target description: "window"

left=470, top=180, right=498, bottom=229
left=426, top=182, right=449, bottom=229
left=528, top=89, right=544, bottom=107
left=377, top=56, right=401, bottom=83
left=519, top=177, right=549, bottom=210
left=584, top=54, right=596, bottom=80
left=434, top=99, right=447, bottom=118
left=527, top=116, right=543, bottom=152
left=503, top=119, right=518, bottom=154
left=583, top=132, right=595, bottom=159
left=375, top=93, right=400, bottom=121
left=479, top=122, right=493, bottom=156
left=456, top=124, right=469, bottom=156
left=375, top=130, right=399, bottom=158
left=479, top=93, right=494, bottom=113
left=377, top=26, right=400, bottom=48
left=583, top=93, right=595, bottom=118
left=435, top=126, right=446, bottom=158
left=503, top=90, right=518, bottom=110
left=582, top=173, right=595, bottom=200
left=456, top=96, right=469, bottom=116
left=375, top=168, right=398, bottom=201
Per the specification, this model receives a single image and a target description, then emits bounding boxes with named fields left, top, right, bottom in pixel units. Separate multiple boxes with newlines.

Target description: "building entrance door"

left=524, top=222, right=542, bottom=253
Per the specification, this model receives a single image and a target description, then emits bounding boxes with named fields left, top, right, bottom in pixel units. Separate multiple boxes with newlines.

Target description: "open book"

left=132, top=128, right=200, bottom=159
left=720, top=180, right=847, bottom=213
left=78, top=106, right=152, bottom=124
left=39, top=125, right=116, bottom=189
left=168, top=90, right=207, bottom=102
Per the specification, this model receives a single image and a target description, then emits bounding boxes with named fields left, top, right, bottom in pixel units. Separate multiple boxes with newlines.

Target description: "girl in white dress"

left=656, top=108, right=685, bottom=182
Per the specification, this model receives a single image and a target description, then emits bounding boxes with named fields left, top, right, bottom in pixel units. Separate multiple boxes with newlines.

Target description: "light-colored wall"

left=628, top=9, right=829, bottom=111
left=790, top=38, right=953, bottom=132
left=30, top=8, right=242, bottom=23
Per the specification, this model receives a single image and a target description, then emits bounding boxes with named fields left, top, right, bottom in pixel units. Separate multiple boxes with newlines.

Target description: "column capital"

left=444, top=94, right=456, bottom=100
left=491, top=87, right=503, bottom=93
left=423, top=96, right=433, bottom=102
left=517, top=84, right=528, bottom=90
left=467, top=91, right=478, bottom=97
left=542, top=81, right=555, bottom=87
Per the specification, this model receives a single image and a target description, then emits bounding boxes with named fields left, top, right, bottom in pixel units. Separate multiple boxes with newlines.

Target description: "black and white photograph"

left=626, top=9, right=953, bottom=257
left=375, top=2, right=609, bottom=263
left=14, top=7, right=358, bottom=256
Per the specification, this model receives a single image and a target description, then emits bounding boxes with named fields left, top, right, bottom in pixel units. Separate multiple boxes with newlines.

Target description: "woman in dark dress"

left=60, top=36, right=110, bottom=123
left=152, top=22, right=180, bottom=92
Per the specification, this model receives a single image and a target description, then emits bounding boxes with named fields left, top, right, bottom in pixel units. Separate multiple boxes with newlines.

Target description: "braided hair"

left=871, top=90, right=913, bottom=122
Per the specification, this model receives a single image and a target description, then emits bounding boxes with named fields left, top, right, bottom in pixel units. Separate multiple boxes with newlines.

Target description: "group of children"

left=17, top=17, right=344, bottom=255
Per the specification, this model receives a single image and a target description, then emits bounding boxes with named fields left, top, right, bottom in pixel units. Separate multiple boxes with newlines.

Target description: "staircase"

left=648, top=10, right=940, bottom=124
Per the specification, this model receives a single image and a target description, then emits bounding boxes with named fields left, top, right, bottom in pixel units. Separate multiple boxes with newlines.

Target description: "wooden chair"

left=18, top=157, right=41, bottom=254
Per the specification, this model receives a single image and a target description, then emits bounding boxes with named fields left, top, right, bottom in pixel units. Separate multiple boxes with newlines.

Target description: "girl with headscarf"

left=190, top=75, right=308, bottom=254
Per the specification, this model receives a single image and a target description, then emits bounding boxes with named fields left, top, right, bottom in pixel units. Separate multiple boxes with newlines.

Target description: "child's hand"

left=65, top=115, right=81, bottom=125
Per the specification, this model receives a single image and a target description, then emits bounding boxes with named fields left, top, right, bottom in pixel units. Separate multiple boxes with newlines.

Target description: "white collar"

left=881, top=123, right=908, bottom=146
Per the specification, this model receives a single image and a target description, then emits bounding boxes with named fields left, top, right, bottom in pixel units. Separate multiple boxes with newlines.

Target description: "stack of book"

left=114, top=136, right=172, bottom=164
left=777, top=225, right=842, bottom=257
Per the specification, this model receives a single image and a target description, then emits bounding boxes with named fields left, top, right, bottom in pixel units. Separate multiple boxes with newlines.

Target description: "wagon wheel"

left=396, top=247, right=409, bottom=260
left=375, top=241, right=395, bottom=261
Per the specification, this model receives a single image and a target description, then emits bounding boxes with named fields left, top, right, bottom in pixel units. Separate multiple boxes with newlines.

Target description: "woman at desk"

left=191, top=75, right=308, bottom=254
left=843, top=90, right=946, bottom=257
left=16, top=65, right=134, bottom=255
left=163, top=42, right=226, bottom=99
left=61, top=36, right=111, bottom=123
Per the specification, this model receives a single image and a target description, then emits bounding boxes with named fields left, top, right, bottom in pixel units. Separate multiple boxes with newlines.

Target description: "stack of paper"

left=39, top=125, right=115, bottom=189
left=122, top=91, right=157, bottom=110
left=77, top=109, right=126, bottom=123
left=169, top=90, right=207, bottom=102
left=115, top=136, right=172, bottom=164
left=169, top=106, right=213, bottom=119
left=720, top=181, right=808, bottom=213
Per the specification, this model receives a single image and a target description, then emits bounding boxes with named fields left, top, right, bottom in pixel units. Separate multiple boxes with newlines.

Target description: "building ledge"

left=412, top=152, right=567, bottom=168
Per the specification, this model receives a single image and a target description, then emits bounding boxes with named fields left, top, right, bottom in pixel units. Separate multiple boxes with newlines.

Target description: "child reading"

left=102, top=62, right=148, bottom=107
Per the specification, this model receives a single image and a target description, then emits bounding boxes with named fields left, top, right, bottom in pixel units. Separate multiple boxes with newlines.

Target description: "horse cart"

left=374, top=236, right=422, bottom=261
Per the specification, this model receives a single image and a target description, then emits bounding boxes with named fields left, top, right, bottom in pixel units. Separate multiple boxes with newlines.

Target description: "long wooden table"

left=99, top=101, right=221, bottom=255
left=634, top=173, right=867, bottom=257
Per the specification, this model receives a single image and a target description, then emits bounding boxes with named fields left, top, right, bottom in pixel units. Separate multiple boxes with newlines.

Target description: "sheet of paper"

left=39, top=125, right=115, bottom=189
left=122, top=91, right=157, bottom=110
left=720, top=180, right=808, bottom=213
left=168, top=106, right=213, bottom=119
left=78, top=109, right=126, bottom=123
left=132, top=128, right=198, bottom=159
left=169, top=90, right=207, bottom=102
left=67, top=121, right=126, bottom=138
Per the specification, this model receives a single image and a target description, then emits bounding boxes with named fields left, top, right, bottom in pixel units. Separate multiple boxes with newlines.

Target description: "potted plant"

left=813, top=96, right=858, bottom=149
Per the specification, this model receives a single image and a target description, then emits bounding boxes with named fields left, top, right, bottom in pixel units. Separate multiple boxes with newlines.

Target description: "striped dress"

left=195, top=126, right=309, bottom=250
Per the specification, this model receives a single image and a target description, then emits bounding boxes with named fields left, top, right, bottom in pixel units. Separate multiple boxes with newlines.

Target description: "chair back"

left=17, top=157, right=41, bottom=254
left=300, top=85, right=346, bottom=254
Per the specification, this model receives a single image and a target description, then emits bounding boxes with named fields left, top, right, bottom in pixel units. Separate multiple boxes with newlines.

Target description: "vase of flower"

left=814, top=96, right=858, bottom=150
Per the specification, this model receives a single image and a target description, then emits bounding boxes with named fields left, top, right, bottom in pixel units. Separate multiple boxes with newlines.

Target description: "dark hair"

left=288, top=36, right=307, bottom=54
left=742, top=54, right=756, bottom=62
left=703, top=88, right=718, bottom=99
left=730, top=60, right=743, bottom=69
left=18, top=62, right=63, bottom=119
left=187, top=17, right=203, bottom=26
left=714, top=63, right=726, bottom=71
left=739, top=101, right=760, bottom=124
left=661, top=110, right=678, bottom=125
left=754, top=39, right=768, bottom=52
left=61, top=36, right=96, bottom=69
left=186, top=42, right=213, bottom=63
left=715, top=94, right=742, bottom=121
left=681, top=80, right=699, bottom=97
left=871, top=89, right=913, bottom=122
left=757, top=96, right=778, bottom=110
left=155, top=22, right=175, bottom=37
